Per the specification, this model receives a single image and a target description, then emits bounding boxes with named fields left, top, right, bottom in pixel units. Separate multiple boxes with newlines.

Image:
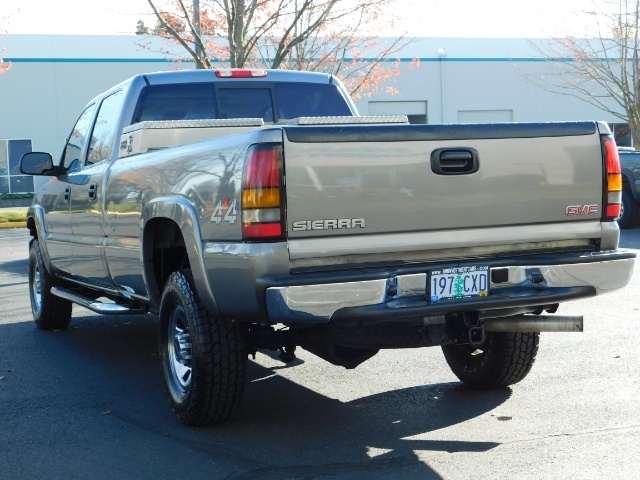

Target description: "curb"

left=0, top=222, right=27, bottom=230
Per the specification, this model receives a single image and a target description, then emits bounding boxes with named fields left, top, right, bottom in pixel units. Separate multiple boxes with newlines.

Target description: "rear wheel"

left=441, top=331, right=539, bottom=388
left=159, top=270, right=247, bottom=425
left=618, top=187, right=640, bottom=229
left=28, top=239, right=72, bottom=330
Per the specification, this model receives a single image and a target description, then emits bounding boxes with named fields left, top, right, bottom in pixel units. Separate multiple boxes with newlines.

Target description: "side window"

left=87, top=90, right=124, bottom=166
left=132, top=84, right=217, bottom=122
left=61, top=104, right=96, bottom=170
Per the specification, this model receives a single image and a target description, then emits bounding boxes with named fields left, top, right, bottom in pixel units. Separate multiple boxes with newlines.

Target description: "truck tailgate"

left=282, top=122, right=605, bottom=262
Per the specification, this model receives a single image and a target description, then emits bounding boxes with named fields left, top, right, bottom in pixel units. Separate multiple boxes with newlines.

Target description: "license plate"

left=429, top=266, right=489, bottom=302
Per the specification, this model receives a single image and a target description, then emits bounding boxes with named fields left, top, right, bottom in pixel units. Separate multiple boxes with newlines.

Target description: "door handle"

left=64, top=187, right=71, bottom=203
left=431, top=148, right=479, bottom=175
left=88, top=183, right=97, bottom=200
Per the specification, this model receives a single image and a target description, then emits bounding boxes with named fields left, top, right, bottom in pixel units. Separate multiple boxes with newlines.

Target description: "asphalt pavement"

left=0, top=227, right=639, bottom=479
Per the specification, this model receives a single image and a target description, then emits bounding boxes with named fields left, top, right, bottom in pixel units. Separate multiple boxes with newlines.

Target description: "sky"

left=1, top=0, right=604, bottom=38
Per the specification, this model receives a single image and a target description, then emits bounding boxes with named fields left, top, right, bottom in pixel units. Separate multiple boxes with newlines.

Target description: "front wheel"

left=441, top=331, right=539, bottom=388
left=159, top=270, right=247, bottom=426
left=28, top=239, right=72, bottom=330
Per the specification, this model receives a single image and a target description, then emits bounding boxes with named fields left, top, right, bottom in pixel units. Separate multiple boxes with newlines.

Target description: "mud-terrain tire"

left=159, top=270, right=247, bottom=426
left=441, top=331, right=539, bottom=388
left=28, top=239, right=72, bottom=330
left=618, top=186, right=640, bottom=229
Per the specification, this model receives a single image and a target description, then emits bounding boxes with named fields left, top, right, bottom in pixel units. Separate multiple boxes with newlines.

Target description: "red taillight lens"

left=602, top=135, right=622, bottom=221
left=242, top=223, right=282, bottom=238
left=242, top=144, right=285, bottom=241
left=243, top=148, right=280, bottom=188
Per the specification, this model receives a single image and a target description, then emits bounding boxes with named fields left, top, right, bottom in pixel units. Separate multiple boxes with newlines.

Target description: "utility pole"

left=193, top=0, right=203, bottom=68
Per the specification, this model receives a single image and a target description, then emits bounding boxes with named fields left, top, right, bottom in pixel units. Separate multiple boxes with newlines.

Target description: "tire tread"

left=161, top=270, right=246, bottom=426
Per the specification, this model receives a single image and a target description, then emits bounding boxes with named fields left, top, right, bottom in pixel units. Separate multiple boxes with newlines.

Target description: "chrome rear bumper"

left=265, top=254, right=635, bottom=324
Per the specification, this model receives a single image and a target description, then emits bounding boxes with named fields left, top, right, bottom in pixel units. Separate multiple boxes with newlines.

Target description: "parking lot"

left=0, top=227, right=639, bottom=479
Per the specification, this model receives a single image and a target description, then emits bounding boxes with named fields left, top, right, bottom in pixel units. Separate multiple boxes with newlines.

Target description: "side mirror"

left=20, top=152, right=60, bottom=176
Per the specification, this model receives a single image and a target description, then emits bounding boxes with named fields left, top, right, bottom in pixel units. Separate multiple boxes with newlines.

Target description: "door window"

left=87, top=91, right=124, bottom=165
left=61, top=104, right=96, bottom=170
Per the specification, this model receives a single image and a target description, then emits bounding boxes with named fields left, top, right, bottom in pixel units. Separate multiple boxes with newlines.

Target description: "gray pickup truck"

left=21, top=69, right=636, bottom=425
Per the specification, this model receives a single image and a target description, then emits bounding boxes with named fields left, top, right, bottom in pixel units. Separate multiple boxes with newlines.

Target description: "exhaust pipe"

left=483, top=315, right=583, bottom=333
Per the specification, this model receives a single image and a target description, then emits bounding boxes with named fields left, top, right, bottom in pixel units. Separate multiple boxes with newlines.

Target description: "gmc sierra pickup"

left=20, top=69, right=636, bottom=425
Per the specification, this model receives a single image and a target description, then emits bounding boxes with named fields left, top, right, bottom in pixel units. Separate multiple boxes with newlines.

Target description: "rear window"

left=217, top=88, right=274, bottom=122
left=132, top=81, right=352, bottom=124
left=274, top=83, right=352, bottom=119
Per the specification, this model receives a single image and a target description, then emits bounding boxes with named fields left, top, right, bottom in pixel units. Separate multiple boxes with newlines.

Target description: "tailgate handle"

left=431, top=148, right=479, bottom=175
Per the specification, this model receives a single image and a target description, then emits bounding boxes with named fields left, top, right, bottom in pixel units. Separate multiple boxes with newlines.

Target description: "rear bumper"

left=265, top=251, right=635, bottom=324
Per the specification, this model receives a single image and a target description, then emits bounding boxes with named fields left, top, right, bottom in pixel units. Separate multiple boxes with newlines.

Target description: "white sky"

left=1, top=0, right=604, bottom=38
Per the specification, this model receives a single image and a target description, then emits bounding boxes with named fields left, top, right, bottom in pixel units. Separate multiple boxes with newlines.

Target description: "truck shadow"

left=0, top=312, right=509, bottom=479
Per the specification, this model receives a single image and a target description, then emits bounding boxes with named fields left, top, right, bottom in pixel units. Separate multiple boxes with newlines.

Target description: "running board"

left=51, top=287, right=147, bottom=315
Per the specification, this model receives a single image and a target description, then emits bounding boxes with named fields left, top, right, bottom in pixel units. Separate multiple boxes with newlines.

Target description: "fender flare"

left=141, top=196, right=220, bottom=315
left=26, top=205, right=56, bottom=274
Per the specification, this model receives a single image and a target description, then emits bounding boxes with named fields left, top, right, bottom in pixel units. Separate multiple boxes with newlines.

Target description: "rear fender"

left=621, top=167, right=640, bottom=201
left=141, top=196, right=219, bottom=315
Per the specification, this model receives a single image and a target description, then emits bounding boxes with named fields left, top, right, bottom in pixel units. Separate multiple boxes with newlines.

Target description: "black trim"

left=283, top=121, right=598, bottom=143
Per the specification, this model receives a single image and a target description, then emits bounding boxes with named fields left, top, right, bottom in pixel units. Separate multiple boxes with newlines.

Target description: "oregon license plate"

left=429, top=266, right=489, bottom=302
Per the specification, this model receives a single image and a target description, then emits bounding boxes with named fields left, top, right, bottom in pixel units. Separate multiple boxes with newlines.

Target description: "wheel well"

left=26, top=216, right=37, bottom=238
left=144, top=218, right=191, bottom=306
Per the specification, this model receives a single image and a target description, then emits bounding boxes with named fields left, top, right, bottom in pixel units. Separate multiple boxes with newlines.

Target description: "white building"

left=0, top=34, right=628, bottom=194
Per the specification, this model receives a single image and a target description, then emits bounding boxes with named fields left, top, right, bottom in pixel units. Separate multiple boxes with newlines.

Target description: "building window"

left=457, top=110, right=514, bottom=123
left=368, top=101, right=428, bottom=124
left=0, top=139, right=34, bottom=194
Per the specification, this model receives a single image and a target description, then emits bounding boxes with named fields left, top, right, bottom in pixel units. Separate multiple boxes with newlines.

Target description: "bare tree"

left=0, top=27, right=11, bottom=74
left=143, top=0, right=414, bottom=98
left=530, top=0, right=640, bottom=147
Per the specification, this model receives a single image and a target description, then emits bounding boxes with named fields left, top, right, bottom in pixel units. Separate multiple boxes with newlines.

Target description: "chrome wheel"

left=31, top=263, right=43, bottom=315
left=28, top=239, right=72, bottom=330
left=167, top=305, right=193, bottom=396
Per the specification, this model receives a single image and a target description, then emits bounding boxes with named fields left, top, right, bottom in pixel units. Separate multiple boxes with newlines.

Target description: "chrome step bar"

left=51, top=287, right=146, bottom=315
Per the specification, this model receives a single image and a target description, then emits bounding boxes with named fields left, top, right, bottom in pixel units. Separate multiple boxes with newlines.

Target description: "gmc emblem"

left=566, top=204, right=598, bottom=215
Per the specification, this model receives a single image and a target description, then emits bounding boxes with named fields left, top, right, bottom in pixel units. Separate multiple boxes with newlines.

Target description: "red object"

left=215, top=69, right=267, bottom=78
left=602, top=135, right=622, bottom=221
left=242, top=223, right=282, bottom=239
left=243, top=147, right=281, bottom=188
left=242, top=144, right=285, bottom=241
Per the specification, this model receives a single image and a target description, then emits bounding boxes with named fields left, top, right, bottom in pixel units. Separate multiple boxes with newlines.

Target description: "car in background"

left=619, top=148, right=640, bottom=228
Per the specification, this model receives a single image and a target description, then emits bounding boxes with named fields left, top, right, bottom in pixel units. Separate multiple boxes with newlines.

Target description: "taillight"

left=242, top=144, right=285, bottom=241
left=602, top=135, right=622, bottom=220
left=215, top=69, right=267, bottom=78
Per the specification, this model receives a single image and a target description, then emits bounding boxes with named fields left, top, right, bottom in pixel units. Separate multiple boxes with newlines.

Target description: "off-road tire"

left=441, top=331, right=539, bottom=388
left=618, top=186, right=640, bottom=229
left=159, top=270, right=247, bottom=426
left=28, top=239, right=72, bottom=330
